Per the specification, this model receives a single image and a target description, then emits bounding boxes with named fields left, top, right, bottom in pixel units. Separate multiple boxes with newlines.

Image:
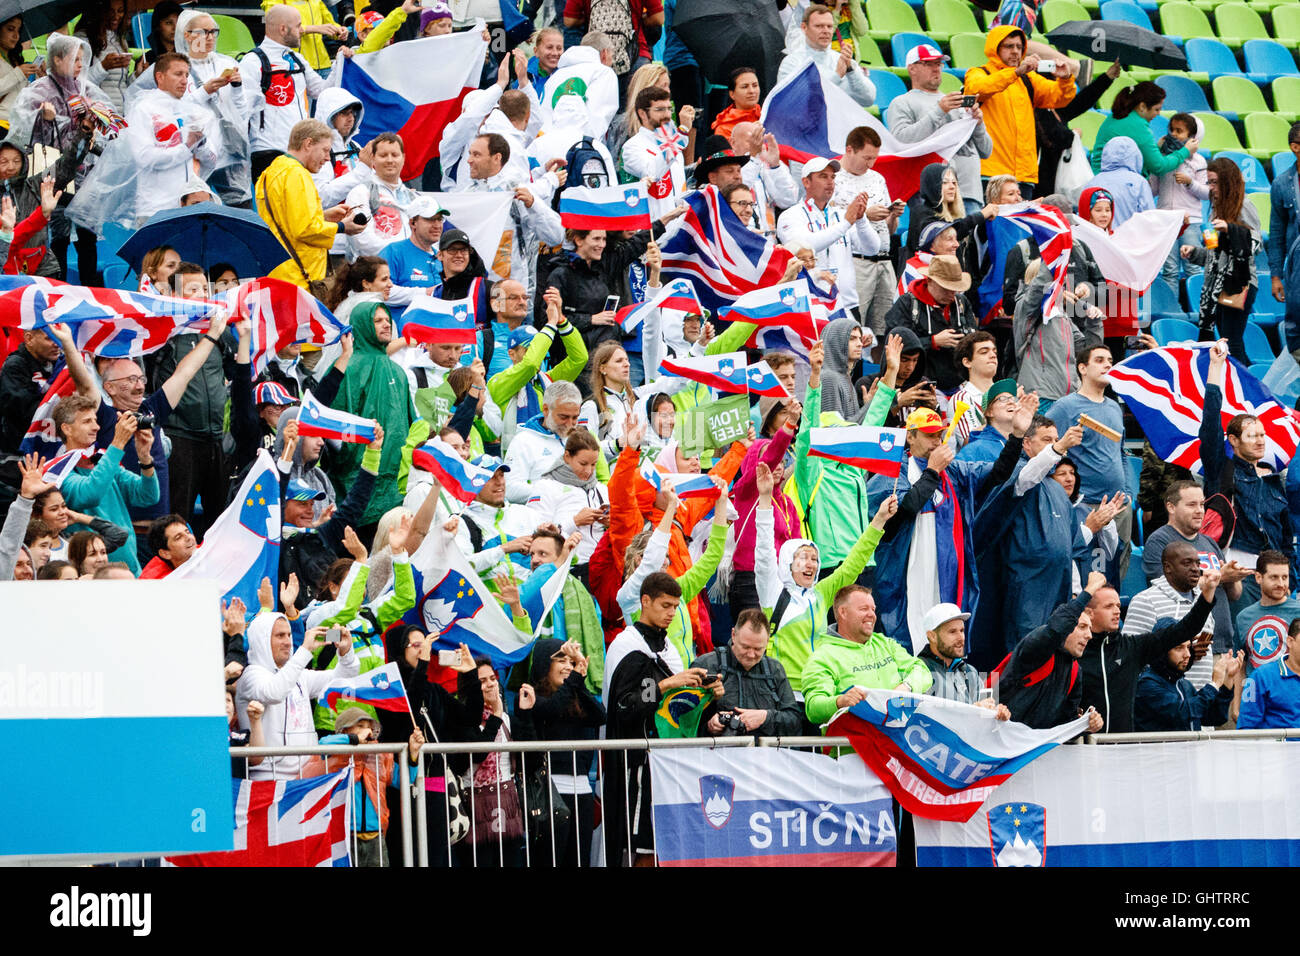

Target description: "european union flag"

left=988, top=801, right=1047, bottom=867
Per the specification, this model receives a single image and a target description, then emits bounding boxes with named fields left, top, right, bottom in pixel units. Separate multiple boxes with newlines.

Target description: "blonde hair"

left=625, top=64, right=671, bottom=136
left=624, top=525, right=654, bottom=580
left=372, top=506, right=412, bottom=556
left=936, top=166, right=964, bottom=221
left=1023, top=258, right=1042, bottom=284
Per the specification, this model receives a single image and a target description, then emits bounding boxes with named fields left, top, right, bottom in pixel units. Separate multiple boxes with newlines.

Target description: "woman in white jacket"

left=0, top=16, right=37, bottom=129
left=525, top=428, right=609, bottom=566
left=235, top=611, right=360, bottom=780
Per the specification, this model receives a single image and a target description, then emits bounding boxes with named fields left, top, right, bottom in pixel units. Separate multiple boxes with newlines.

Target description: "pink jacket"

left=731, top=425, right=800, bottom=573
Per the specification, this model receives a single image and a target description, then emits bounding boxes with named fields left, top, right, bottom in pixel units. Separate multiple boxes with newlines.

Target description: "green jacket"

left=630, top=522, right=729, bottom=667
left=759, top=522, right=885, bottom=694
left=802, top=628, right=934, bottom=727
left=1090, top=109, right=1189, bottom=178
left=668, top=319, right=758, bottom=419
left=791, top=379, right=896, bottom=567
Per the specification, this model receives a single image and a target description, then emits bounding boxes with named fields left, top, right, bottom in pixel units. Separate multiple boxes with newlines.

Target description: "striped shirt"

left=1123, top=577, right=1214, bottom=688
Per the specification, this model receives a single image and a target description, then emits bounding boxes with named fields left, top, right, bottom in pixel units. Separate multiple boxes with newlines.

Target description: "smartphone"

left=437, top=649, right=460, bottom=667
left=326, top=627, right=344, bottom=644
left=961, top=94, right=977, bottom=108
left=603, top=294, right=620, bottom=313
left=891, top=199, right=906, bottom=209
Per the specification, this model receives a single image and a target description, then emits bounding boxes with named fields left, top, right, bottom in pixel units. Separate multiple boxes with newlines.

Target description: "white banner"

left=915, top=740, right=1300, bottom=866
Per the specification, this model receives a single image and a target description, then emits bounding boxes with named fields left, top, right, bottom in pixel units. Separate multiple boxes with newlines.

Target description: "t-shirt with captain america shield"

left=1235, top=597, right=1300, bottom=673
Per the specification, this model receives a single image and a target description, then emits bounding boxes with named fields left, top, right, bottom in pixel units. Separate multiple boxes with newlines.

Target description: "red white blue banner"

left=809, top=425, right=907, bottom=477
left=650, top=747, right=896, bottom=866
left=401, top=294, right=478, bottom=346
left=559, top=182, right=651, bottom=230
left=296, top=390, right=376, bottom=444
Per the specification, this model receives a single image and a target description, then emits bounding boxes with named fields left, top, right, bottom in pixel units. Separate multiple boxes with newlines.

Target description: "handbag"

left=419, top=706, right=469, bottom=845
left=520, top=757, right=573, bottom=854
left=261, top=186, right=331, bottom=301
left=1055, top=130, right=1094, bottom=196
left=1216, top=287, right=1248, bottom=310
left=468, top=738, right=525, bottom=845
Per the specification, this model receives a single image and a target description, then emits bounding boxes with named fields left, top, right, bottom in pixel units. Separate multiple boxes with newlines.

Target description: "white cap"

left=905, top=43, right=950, bottom=67
left=921, top=602, right=969, bottom=634
left=407, top=196, right=449, bottom=220
left=802, top=156, right=841, bottom=177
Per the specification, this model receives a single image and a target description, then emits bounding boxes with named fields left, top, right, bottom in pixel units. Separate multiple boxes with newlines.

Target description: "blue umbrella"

left=116, top=203, right=291, bottom=279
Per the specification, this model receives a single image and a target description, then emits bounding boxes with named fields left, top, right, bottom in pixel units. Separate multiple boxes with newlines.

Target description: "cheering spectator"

left=139, top=514, right=196, bottom=580
left=777, top=3, right=874, bottom=107
left=890, top=44, right=991, bottom=215
left=505, top=380, right=585, bottom=500
left=526, top=430, right=609, bottom=568
left=1238, top=622, right=1300, bottom=730
left=1082, top=136, right=1154, bottom=229
left=1235, top=551, right=1300, bottom=676
left=67, top=530, right=110, bottom=578
left=950, top=331, right=999, bottom=445
left=1125, top=539, right=1217, bottom=685
left=548, top=228, right=650, bottom=375
left=956, top=378, right=1018, bottom=463
left=0, top=322, right=95, bottom=455
left=1135, top=636, right=1239, bottom=732
left=730, top=123, right=797, bottom=240
left=620, top=86, right=692, bottom=221
left=963, top=25, right=1074, bottom=199
left=832, top=126, right=900, bottom=337
left=382, top=197, right=447, bottom=291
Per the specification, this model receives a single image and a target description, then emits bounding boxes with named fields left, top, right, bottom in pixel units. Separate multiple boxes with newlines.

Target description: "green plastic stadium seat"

left=1211, top=2, right=1270, bottom=49
left=1069, top=109, right=1107, bottom=150
left=1194, top=110, right=1245, bottom=151
left=923, top=0, right=981, bottom=43
left=1160, top=2, right=1217, bottom=44
left=1272, top=5, right=1300, bottom=46
left=1246, top=112, right=1292, bottom=161
left=1211, top=75, right=1269, bottom=117
left=948, top=32, right=988, bottom=72
left=855, top=36, right=889, bottom=69
left=938, top=71, right=963, bottom=93
left=867, top=0, right=924, bottom=43
left=212, top=14, right=256, bottom=57
left=1041, top=0, right=1091, bottom=32
left=1248, top=192, right=1273, bottom=236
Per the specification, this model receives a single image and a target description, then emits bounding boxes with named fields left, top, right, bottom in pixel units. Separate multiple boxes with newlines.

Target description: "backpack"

left=253, top=47, right=307, bottom=129
left=588, top=0, right=636, bottom=74
left=565, top=136, right=611, bottom=191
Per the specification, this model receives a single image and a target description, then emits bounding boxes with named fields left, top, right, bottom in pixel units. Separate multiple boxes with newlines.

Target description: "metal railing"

left=1085, top=728, right=1300, bottom=743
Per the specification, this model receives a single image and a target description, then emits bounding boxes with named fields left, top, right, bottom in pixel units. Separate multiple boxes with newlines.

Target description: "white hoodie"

left=235, top=612, right=359, bottom=779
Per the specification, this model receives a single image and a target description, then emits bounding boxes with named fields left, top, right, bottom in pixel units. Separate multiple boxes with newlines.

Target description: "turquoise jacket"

left=61, top=445, right=159, bottom=574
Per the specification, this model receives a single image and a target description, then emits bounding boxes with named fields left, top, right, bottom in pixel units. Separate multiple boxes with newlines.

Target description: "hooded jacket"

left=1134, top=657, right=1233, bottom=732
left=257, top=152, right=335, bottom=286
left=905, top=162, right=986, bottom=257
left=801, top=624, right=934, bottom=726
left=1082, top=136, right=1155, bottom=228
left=818, top=317, right=870, bottom=423
left=1012, top=256, right=1081, bottom=400
left=0, top=139, right=80, bottom=277
left=884, top=276, right=979, bottom=391
left=235, top=611, right=360, bottom=779
left=311, top=86, right=365, bottom=215
left=963, top=25, right=1076, bottom=183
left=731, top=424, right=801, bottom=574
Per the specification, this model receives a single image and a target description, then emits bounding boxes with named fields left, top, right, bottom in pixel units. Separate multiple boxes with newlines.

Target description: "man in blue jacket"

left=1239, top=619, right=1300, bottom=729
left=1267, top=122, right=1300, bottom=353
left=1134, top=626, right=1239, bottom=732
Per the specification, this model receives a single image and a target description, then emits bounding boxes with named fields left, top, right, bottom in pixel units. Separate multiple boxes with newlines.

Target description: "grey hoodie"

left=819, top=317, right=870, bottom=424
left=1081, top=136, right=1154, bottom=228
left=273, top=407, right=337, bottom=518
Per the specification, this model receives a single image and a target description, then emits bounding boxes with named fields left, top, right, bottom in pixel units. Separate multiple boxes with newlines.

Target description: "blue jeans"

left=626, top=350, right=645, bottom=388
left=1161, top=222, right=1204, bottom=301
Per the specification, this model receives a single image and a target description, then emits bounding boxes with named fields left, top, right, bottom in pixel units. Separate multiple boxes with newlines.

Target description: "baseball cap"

left=905, top=407, right=944, bottom=433
left=983, top=378, right=1017, bottom=411
left=253, top=381, right=297, bottom=407
left=801, top=156, right=841, bottom=177
left=507, top=325, right=538, bottom=350
left=920, top=602, right=969, bottom=634
left=471, top=454, right=510, bottom=474
left=285, top=480, right=326, bottom=502
left=439, top=229, right=471, bottom=251
left=408, top=196, right=449, bottom=221
left=905, top=43, right=950, bottom=67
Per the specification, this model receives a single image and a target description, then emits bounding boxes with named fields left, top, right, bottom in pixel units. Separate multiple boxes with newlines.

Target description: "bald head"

left=1161, top=539, right=1203, bottom=592
left=730, top=122, right=762, bottom=157
left=265, top=4, right=302, bottom=46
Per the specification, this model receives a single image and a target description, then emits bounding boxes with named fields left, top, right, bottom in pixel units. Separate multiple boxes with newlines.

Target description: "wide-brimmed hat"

left=920, top=254, right=972, bottom=292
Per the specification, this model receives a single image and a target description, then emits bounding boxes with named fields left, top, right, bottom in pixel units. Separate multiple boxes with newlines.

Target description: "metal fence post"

left=414, top=748, right=429, bottom=868
left=399, top=756, right=413, bottom=868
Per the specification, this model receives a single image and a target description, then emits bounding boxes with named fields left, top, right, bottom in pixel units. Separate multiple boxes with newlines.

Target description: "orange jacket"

left=963, top=25, right=1076, bottom=184
left=304, top=752, right=396, bottom=834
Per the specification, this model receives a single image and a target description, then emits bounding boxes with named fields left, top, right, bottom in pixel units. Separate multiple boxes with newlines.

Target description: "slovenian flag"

left=760, top=60, right=978, bottom=202
left=809, top=425, right=908, bottom=477
left=321, top=662, right=409, bottom=713
left=339, top=29, right=488, bottom=182
left=616, top=278, right=701, bottom=332
left=640, top=459, right=720, bottom=499
left=401, top=294, right=477, bottom=345
left=660, top=352, right=750, bottom=394
left=40, top=447, right=88, bottom=487
left=559, top=182, right=652, bottom=231
left=743, top=361, right=790, bottom=398
left=720, top=281, right=820, bottom=343
left=412, top=438, right=495, bottom=504
left=296, top=390, right=376, bottom=444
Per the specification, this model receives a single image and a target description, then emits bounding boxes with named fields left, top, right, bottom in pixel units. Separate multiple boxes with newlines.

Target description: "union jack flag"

left=19, top=364, right=74, bottom=458
left=897, top=252, right=931, bottom=296
left=221, top=278, right=349, bottom=376
left=166, top=768, right=353, bottom=867
left=39, top=447, right=89, bottom=487
left=1109, top=345, right=1300, bottom=474
left=975, top=203, right=1073, bottom=324
left=660, top=185, right=795, bottom=318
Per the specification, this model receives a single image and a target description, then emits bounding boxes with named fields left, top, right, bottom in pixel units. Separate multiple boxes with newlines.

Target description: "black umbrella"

left=671, top=0, right=787, bottom=92
left=1046, top=19, right=1188, bottom=71
left=0, top=0, right=84, bottom=42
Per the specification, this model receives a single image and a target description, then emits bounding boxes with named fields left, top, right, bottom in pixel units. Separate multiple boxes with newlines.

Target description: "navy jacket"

left=1134, top=661, right=1232, bottom=732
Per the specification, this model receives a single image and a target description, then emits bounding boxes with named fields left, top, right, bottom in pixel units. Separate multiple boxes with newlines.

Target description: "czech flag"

left=401, top=294, right=477, bottom=345
left=412, top=438, right=496, bottom=504
left=296, top=390, right=376, bottom=444
left=339, top=29, right=488, bottom=182
left=640, top=460, right=720, bottom=499
left=743, top=361, right=790, bottom=398
left=559, top=183, right=652, bottom=231
left=760, top=61, right=978, bottom=202
left=660, top=352, right=750, bottom=394
left=720, top=281, right=820, bottom=342
left=809, top=425, right=908, bottom=477
left=615, top=278, right=702, bottom=332
left=321, top=662, right=409, bottom=713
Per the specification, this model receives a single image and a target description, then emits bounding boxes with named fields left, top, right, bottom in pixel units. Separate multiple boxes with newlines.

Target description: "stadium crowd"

left=2, top=0, right=1300, bottom=867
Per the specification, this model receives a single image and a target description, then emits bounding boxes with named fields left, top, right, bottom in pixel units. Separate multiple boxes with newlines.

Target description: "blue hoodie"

left=1082, top=136, right=1154, bottom=229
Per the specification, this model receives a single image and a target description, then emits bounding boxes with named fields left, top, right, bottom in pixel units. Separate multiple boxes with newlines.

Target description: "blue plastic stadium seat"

left=1155, top=74, right=1211, bottom=113
left=1248, top=362, right=1272, bottom=380
left=1187, top=273, right=1204, bottom=308
left=1100, top=0, right=1157, bottom=32
left=1186, top=37, right=1264, bottom=84
left=889, top=32, right=933, bottom=67
left=1244, top=39, right=1298, bottom=80
left=1152, top=317, right=1200, bottom=344
left=1149, top=279, right=1191, bottom=322
left=1244, top=322, right=1275, bottom=364
left=1214, top=150, right=1270, bottom=193
left=867, top=70, right=908, bottom=115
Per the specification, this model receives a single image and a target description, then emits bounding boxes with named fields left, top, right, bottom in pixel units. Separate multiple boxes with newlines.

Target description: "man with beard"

left=1135, top=634, right=1239, bottom=731
left=504, top=379, right=583, bottom=501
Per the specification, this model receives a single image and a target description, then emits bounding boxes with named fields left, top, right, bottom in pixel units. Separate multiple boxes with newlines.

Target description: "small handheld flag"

left=718, top=280, right=816, bottom=339
left=659, top=351, right=750, bottom=394
left=296, top=390, right=376, bottom=444
left=743, top=360, right=790, bottom=398
left=809, top=425, right=908, bottom=477
left=412, top=438, right=496, bottom=504
left=401, top=294, right=478, bottom=345
left=559, top=182, right=652, bottom=231
left=639, top=459, right=720, bottom=498
left=320, top=662, right=409, bottom=713
left=615, top=278, right=702, bottom=332
left=39, top=448, right=88, bottom=488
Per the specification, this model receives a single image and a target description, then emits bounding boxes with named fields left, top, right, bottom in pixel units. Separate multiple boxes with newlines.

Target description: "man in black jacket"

left=692, top=608, right=803, bottom=737
left=1134, top=633, right=1240, bottom=732
left=998, top=570, right=1108, bottom=731
left=1081, top=567, right=1220, bottom=733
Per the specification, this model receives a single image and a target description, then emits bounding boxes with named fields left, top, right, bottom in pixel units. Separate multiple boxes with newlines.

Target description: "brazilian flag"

left=655, top=687, right=713, bottom=739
